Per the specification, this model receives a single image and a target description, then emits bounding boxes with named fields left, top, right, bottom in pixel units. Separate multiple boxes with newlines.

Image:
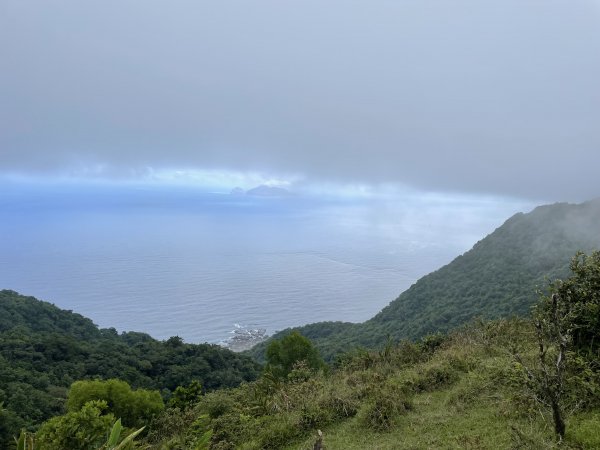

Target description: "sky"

left=1, top=1, right=599, bottom=201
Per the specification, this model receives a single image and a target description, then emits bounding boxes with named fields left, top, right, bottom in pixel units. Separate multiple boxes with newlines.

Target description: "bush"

left=210, top=412, right=253, bottom=448
left=392, top=362, right=461, bottom=395
left=424, top=364, right=459, bottom=388
left=317, top=390, right=359, bottom=420
left=265, top=332, right=326, bottom=379
left=36, top=400, right=115, bottom=450
left=169, top=380, right=203, bottom=410
left=299, top=402, right=334, bottom=430
left=357, top=384, right=413, bottom=431
left=144, top=406, right=198, bottom=447
left=67, top=379, right=164, bottom=428
left=253, top=415, right=302, bottom=450
left=201, top=390, right=236, bottom=419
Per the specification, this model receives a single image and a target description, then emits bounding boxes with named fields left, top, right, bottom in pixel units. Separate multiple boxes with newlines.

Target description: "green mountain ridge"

left=248, top=199, right=600, bottom=361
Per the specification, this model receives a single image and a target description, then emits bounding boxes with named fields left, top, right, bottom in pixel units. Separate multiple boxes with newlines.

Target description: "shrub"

left=357, top=384, right=413, bottom=431
left=254, top=415, right=302, bottom=450
left=36, top=400, right=115, bottom=450
left=169, top=380, right=203, bottom=410
left=265, top=332, right=326, bottom=379
left=420, top=333, right=447, bottom=354
left=416, top=362, right=460, bottom=392
left=67, top=379, right=164, bottom=428
left=318, top=391, right=359, bottom=420
left=299, top=402, right=333, bottom=430
left=201, top=390, right=236, bottom=419
left=144, top=406, right=198, bottom=447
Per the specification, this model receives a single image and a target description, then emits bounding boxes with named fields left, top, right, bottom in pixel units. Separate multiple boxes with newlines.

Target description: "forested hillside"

left=250, top=200, right=600, bottom=361
left=0, top=290, right=261, bottom=445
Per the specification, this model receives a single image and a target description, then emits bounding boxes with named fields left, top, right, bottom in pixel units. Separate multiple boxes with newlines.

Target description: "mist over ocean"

left=0, top=182, right=529, bottom=345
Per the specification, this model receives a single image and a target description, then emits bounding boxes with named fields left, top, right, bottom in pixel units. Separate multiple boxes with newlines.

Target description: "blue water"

left=0, top=182, right=528, bottom=344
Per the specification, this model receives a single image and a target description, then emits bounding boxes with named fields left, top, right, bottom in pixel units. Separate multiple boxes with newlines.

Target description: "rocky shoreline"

left=222, top=324, right=268, bottom=352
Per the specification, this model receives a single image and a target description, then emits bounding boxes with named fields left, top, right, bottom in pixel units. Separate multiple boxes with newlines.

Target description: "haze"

left=1, top=0, right=599, bottom=201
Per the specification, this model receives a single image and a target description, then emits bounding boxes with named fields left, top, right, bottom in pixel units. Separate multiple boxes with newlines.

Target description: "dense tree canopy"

left=0, top=290, right=261, bottom=447
left=35, top=400, right=115, bottom=450
left=265, top=331, right=326, bottom=379
left=67, top=379, right=163, bottom=428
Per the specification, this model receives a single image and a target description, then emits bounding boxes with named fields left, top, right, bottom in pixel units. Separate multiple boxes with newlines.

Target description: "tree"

left=36, top=400, right=115, bottom=450
left=67, top=379, right=164, bottom=429
left=549, top=251, right=600, bottom=355
left=265, top=331, right=326, bottom=379
left=169, top=380, right=203, bottom=410
left=515, top=251, right=600, bottom=440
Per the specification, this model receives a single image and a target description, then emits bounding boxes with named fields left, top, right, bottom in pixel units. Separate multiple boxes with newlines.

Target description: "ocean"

left=0, top=181, right=528, bottom=345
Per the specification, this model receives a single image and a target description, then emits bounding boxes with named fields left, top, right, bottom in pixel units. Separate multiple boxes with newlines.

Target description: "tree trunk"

left=550, top=398, right=565, bottom=440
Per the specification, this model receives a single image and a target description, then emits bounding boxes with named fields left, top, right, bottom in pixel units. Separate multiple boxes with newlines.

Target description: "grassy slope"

left=288, top=363, right=526, bottom=450
left=290, top=388, right=515, bottom=450
left=249, top=200, right=600, bottom=362
left=287, top=321, right=600, bottom=449
left=161, top=319, right=599, bottom=449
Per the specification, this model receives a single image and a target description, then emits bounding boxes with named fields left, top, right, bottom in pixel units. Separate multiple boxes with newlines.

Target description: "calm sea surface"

left=0, top=183, right=527, bottom=344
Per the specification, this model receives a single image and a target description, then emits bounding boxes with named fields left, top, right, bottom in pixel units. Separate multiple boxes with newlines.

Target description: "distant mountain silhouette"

left=246, top=185, right=291, bottom=197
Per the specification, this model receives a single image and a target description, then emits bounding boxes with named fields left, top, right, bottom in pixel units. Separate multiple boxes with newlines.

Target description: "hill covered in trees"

left=0, top=290, right=261, bottom=445
left=249, top=200, right=600, bottom=361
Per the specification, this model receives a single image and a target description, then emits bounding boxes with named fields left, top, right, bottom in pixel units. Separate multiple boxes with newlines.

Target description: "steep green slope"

left=371, top=200, right=600, bottom=335
left=250, top=200, right=600, bottom=361
left=0, top=290, right=261, bottom=442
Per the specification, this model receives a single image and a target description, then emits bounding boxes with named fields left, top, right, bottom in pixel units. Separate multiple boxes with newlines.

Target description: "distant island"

left=230, top=184, right=292, bottom=197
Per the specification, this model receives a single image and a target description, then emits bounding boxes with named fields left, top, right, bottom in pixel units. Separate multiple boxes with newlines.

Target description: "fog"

left=1, top=1, right=599, bottom=201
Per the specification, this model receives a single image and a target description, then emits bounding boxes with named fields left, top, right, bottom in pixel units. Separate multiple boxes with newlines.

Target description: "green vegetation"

left=514, top=251, right=600, bottom=440
left=250, top=200, right=600, bottom=361
left=66, top=380, right=164, bottom=429
left=265, top=331, right=326, bottom=379
left=169, top=380, right=204, bottom=410
left=17, top=411, right=146, bottom=450
left=141, top=251, right=600, bottom=448
left=144, top=319, right=600, bottom=449
left=2, top=201, right=600, bottom=448
left=35, top=400, right=118, bottom=450
left=0, top=290, right=261, bottom=447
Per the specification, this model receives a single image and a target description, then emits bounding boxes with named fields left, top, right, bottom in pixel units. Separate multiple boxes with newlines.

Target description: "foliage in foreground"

left=36, top=400, right=114, bottom=449
left=513, top=251, right=600, bottom=440
left=15, top=416, right=145, bottom=450
left=12, top=316, right=600, bottom=448
left=0, top=290, right=261, bottom=446
left=67, top=379, right=164, bottom=429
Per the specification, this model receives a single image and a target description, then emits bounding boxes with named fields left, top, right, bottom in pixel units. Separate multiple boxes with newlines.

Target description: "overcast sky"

left=1, top=1, right=599, bottom=201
